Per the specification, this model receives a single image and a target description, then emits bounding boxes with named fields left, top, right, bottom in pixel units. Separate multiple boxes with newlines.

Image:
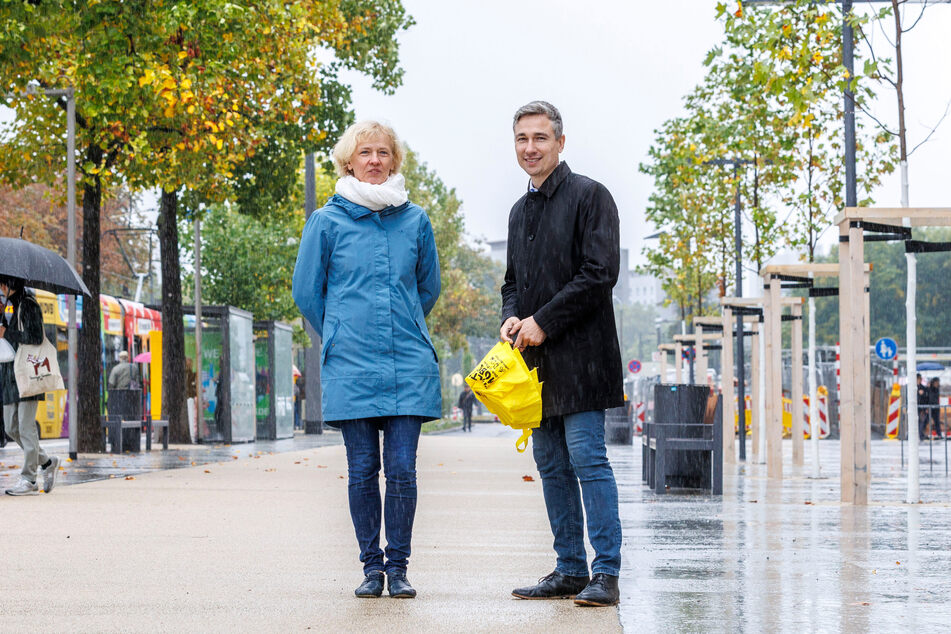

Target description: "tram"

left=3, top=290, right=163, bottom=439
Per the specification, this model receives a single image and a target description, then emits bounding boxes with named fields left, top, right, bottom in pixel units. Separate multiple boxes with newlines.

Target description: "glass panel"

left=274, top=326, right=294, bottom=439
left=254, top=326, right=270, bottom=438
left=228, top=311, right=256, bottom=442
left=185, top=313, right=224, bottom=442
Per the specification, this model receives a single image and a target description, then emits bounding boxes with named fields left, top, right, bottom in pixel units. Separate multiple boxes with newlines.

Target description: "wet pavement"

left=4, top=422, right=950, bottom=631
left=0, top=430, right=343, bottom=487
left=449, top=425, right=951, bottom=632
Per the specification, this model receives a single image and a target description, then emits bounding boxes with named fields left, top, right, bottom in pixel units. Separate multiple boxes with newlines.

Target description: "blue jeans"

left=340, top=417, right=421, bottom=574
left=531, top=410, right=622, bottom=577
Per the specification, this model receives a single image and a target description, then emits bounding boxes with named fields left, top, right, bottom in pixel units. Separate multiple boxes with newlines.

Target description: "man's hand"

left=0, top=325, right=6, bottom=339
left=513, top=316, right=546, bottom=351
left=500, top=316, right=521, bottom=344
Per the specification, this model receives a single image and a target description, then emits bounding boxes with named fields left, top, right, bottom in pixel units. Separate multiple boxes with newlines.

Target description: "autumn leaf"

left=522, top=475, right=535, bottom=482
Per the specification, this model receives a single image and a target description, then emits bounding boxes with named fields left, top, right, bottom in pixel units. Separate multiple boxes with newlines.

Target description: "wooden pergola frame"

left=835, top=207, right=951, bottom=504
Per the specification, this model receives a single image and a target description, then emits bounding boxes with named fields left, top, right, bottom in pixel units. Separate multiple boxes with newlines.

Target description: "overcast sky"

left=2, top=1, right=949, bottom=270
left=341, top=0, right=951, bottom=266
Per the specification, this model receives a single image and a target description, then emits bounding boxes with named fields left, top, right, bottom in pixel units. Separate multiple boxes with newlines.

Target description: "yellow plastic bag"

left=465, top=342, right=543, bottom=452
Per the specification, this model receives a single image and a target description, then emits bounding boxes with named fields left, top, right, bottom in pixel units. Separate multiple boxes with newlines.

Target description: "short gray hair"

left=513, top=101, right=563, bottom=138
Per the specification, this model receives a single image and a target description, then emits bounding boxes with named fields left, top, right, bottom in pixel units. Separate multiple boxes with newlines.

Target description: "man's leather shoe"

left=354, top=571, right=384, bottom=598
left=387, top=570, right=417, bottom=598
left=573, top=573, right=620, bottom=607
left=512, top=570, right=589, bottom=599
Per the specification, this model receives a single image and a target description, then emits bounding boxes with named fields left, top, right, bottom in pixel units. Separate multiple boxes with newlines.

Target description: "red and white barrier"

left=885, top=383, right=901, bottom=439
left=817, top=386, right=830, bottom=438
left=635, top=401, right=645, bottom=435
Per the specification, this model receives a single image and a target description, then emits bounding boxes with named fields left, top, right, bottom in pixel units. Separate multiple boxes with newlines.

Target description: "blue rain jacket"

left=292, top=194, right=442, bottom=424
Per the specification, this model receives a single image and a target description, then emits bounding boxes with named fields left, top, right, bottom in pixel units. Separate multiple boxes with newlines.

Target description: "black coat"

left=1, top=290, right=45, bottom=404
left=502, top=162, right=624, bottom=418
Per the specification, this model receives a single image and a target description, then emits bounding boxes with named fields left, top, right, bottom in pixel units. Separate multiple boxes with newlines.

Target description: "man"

left=107, top=351, right=138, bottom=390
left=502, top=101, right=623, bottom=607
left=456, top=384, right=475, bottom=432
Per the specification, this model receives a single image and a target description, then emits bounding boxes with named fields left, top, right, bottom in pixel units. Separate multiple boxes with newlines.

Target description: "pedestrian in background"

left=501, top=101, right=623, bottom=607
left=293, top=120, right=441, bottom=600
left=929, top=377, right=943, bottom=438
left=918, top=373, right=930, bottom=440
left=107, top=350, right=139, bottom=390
left=0, top=276, right=60, bottom=495
left=457, top=384, right=475, bottom=432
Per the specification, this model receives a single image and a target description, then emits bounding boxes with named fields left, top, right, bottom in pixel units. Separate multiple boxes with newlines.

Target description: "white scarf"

left=335, top=174, right=408, bottom=212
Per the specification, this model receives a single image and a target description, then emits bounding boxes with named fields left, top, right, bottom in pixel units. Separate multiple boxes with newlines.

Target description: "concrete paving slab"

left=0, top=434, right=621, bottom=633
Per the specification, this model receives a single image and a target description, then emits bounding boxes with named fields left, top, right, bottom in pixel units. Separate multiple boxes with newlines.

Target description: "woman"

left=292, top=121, right=441, bottom=599
left=0, top=275, right=61, bottom=495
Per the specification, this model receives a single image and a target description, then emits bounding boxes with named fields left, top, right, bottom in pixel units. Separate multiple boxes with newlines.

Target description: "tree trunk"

left=77, top=150, right=103, bottom=453
left=158, top=189, right=189, bottom=443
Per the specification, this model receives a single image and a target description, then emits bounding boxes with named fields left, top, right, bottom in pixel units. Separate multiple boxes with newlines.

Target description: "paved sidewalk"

left=0, top=432, right=621, bottom=633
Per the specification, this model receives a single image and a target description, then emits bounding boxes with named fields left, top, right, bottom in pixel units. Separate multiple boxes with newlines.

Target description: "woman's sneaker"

left=6, top=477, right=38, bottom=496
left=42, top=456, right=61, bottom=493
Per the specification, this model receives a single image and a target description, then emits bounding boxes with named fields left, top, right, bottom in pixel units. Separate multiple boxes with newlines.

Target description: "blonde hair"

left=331, top=120, right=404, bottom=178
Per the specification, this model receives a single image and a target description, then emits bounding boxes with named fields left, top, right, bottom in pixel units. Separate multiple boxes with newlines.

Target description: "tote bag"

left=465, top=341, right=542, bottom=452
left=13, top=299, right=64, bottom=398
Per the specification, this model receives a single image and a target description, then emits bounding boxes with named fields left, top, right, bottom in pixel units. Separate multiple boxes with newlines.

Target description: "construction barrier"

left=803, top=386, right=831, bottom=439
left=634, top=401, right=645, bottom=435
left=735, top=395, right=753, bottom=436
left=885, top=383, right=901, bottom=439
left=817, top=385, right=830, bottom=438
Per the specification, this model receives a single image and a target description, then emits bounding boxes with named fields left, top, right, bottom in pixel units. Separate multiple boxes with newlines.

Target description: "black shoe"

left=574, top=573, right=620, bottom=607
left=387, top=570, right=416, bottom=598
left=354, top=571, right=384, bottom=598
left=512, top=570, right=589, bottom=600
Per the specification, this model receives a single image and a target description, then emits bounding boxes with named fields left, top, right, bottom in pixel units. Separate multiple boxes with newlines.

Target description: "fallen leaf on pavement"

left=204, top=470, right=211, bottom=474
left=125, top=476, right=135, bottom=480
left=317, top=465, right=327, bottom=468
left=522, top=475, right=534, bottom=482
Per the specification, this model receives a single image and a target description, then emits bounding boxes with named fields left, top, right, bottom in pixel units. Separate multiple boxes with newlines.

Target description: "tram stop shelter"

left=183, top=305, right=256, bottom=444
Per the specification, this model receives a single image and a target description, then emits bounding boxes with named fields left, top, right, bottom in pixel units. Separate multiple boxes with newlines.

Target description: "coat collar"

left=530, top=161, right=571, bottom=199
left=330, top=194, right=409, bottom=219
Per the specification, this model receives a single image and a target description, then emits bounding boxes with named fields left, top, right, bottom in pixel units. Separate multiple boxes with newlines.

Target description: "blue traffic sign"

left=628, top=359, right=642, bottom=374
left=875, top=337, right=898, bottom=361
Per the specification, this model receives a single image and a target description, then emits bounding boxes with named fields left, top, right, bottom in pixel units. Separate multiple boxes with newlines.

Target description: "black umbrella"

left=0, top=238, right=90, bottom=296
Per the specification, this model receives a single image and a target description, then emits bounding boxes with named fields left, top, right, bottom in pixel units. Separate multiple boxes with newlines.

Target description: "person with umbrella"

left=0, top=275, right=60, bottom=495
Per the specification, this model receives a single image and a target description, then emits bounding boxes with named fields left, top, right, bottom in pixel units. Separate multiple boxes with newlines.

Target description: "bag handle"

left=515, top=428, right=533, bottom=453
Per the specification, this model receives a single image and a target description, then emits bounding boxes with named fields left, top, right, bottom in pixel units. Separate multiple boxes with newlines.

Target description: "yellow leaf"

left=187, top=105, right=195, bottom=114
left=178, top=51, right=188, bottom=61
left=215, top=138, right=223, bottom=150
left=163, top=106, right=175, bottom=118
left=181, top=77, right=192, bottom=90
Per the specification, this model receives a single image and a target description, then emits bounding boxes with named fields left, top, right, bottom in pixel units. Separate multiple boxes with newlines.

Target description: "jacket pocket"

left=322, top=320, right=340, bottom=364
left=414, top=315, right=439, bottom=364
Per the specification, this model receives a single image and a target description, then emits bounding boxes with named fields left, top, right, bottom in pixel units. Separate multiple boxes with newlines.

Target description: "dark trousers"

left=462, top=410, right=472, bottom=431
left=340, top=417, right=421, bottom=574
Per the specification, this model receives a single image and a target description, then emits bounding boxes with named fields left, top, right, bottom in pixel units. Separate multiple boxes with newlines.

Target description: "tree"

left=0, top=0, right=413, bottom=447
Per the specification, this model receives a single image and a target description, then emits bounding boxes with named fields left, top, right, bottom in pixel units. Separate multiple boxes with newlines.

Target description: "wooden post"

left=766, top=275, right=783, bottom=479
left=722, top=308, right=736, bottom=464
left=750, top=321, right=760, bottom=461
left=791, top=301, right=804, bottom=466
left=659, top=347, right=668, bottom=383
left=675, top=342, right=683, bottom=383
left=696, top=325, right=707, bottom=385
left=838, top=220, right=855, bottom=503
